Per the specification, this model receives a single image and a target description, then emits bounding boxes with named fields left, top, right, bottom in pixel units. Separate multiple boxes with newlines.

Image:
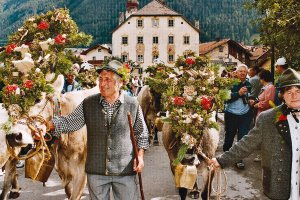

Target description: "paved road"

left=0, top=105, right=268, bottom=199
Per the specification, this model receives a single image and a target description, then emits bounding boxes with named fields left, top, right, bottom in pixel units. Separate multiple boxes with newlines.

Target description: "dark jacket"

left=217, top=105, right=292, bottom=200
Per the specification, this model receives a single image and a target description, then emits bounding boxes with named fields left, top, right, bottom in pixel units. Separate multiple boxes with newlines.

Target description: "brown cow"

left=6, top=75, right=98, bottom=200
left=162, top=114, right=219, bottom=200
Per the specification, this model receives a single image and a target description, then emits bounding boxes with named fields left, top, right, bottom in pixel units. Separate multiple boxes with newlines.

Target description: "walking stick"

left=127, top=112, right=145, bottom=200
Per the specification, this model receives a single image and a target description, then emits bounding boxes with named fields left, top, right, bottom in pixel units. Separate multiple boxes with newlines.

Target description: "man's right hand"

left=239, top=86, right=248, bottom=96
left=208, top=158, right=221, bottom=169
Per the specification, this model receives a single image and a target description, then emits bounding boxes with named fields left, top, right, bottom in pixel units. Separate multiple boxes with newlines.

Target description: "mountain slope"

left=0, top=0, right=258, bottom=46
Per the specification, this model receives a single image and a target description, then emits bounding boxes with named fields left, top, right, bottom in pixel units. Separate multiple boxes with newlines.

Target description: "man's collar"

left=99, top=92, right=125, bottom=105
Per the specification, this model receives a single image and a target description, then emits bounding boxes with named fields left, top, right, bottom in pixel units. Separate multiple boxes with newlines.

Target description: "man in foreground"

left=209, top=68, right=300, bottom=200
left=49, top=60, right=149, bottom=200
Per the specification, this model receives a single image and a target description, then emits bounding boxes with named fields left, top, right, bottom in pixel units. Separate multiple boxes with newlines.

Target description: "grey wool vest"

left=82, top=93, right=139, bottom=175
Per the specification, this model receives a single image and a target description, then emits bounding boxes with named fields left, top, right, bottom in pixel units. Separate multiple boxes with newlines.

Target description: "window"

left=168, top=54, right=174, bottom=62
left=153, top=36, right=159, bottom=44
left=122, top=36, right=128, bottom=45
left=183, top=36, right=190, bottom=45
left=168, top=19, right=174, bottom=27
left=219, top=46, right=224, bottom=52
left=137, top=19, right=143, bottom=27
left=92, top=56, right=96, bottom=60
left=168, top=36, right=174, bottom=44
left=153, top=55, right=159, bottom=61
left=137, top=54, right=144, bottom=63
left=98, top=48, right=102, bottom=52
left=152, top=18, right=159, bottom=27
left=121, top=55, right=128, bottom=62
left=137, top=36, right=143, bottom=44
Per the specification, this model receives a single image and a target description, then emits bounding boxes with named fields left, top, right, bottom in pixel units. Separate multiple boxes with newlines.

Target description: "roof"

left=112, top=0, right=199, bottom=33
left=199, top=39, right=252, bottom=56
left=249, top=47, right=271, bottom=60
left=132, top=0, right=180, bottom=16
left=199, top=39, right=230, bottom=55
left=81, top=44, right=112, bottom=55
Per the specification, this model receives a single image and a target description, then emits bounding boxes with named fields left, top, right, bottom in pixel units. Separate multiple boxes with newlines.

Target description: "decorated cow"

left=0, top=8, right=92, bottom=200
left=146, top=55, right=235, bottom=199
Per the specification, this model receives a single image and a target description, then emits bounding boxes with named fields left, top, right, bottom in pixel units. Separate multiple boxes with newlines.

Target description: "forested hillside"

left=0, top=0, right=258, bottom=46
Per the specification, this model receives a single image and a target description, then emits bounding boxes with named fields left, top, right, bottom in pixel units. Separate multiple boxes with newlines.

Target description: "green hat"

left=278, top=68, right=300, bottom=88
left=97, top=60, right=123, bottom=77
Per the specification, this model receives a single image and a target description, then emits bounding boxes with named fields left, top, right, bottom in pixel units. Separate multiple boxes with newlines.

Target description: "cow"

left=0, top=104, right=27, bottom=199
left=137, top=84, right=219, bottom=199
left=5, top=74, right=99, bottom=200
left=162, top=114, right=219, bottom=200
left=137, top=85, right=162, bottom=145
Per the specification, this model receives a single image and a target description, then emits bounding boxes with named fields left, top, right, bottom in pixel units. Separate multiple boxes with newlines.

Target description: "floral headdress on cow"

left=0, top=8, right=92, bottom=128
left=146, top=54, right=237, bottom=165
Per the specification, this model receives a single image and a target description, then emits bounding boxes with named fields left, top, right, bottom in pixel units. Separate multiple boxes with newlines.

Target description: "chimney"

left=126, top=0, right=139, bottom=19
left=194, top=20, right=200, bottom=29
left=118, top=12, right=125, bottom=25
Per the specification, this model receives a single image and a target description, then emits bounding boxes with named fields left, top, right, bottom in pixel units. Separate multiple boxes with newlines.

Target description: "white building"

left=80, top=44, right=112, bottom=67
left=112, top=0, right=200, bottom=72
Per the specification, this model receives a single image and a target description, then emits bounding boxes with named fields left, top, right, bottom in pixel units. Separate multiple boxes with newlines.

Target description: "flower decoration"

left=146, top=53, right=236, bottom=165
left=278, top=114, right=287, bottom=122
left=200, top=96, right=212, bottom=110
left=186, top=56, right=196, bottom=65
left=23, top=80, right=34, bottom=89
left=173, top=96, right=185, bottom=106
left=54, top=34, right=66, bottom=44
left=37, top=21, right=50, bottom=30
left=6, top=44, right=16, bottom=54
left=0, top=8, right=92, bottom=120
left=5, top=85, right=18, bottom=94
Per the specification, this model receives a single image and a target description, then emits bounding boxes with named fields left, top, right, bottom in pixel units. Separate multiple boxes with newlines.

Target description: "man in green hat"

left=209, top=68, right=300, bottom=199
left=49, top=60, right=149, bottom=200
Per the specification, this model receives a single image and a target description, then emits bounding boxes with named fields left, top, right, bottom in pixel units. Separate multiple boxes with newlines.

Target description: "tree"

left=248, top=0, right=300, bottom=70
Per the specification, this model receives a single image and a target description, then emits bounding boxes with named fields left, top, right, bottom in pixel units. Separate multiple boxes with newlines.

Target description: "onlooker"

left=223, top=64, right=252, bottom=169
left=209, top=68, right=300, bottom=200
left=249, top=69, right=276, bottom=162
left=248, top=66, right=263, bottom=128
left=135, top=76, right=143, bottom=96
left=250, top=69, right=276, bottom=118
left=49, top=60, right=149, bottom=200
left=62, top=71, right=81, bottom=94
left=248, top=66, right=262, bottom=99
left=274, top=57, right=289, bottom=105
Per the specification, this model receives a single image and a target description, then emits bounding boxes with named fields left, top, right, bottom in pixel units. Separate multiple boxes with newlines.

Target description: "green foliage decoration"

left=0, top=8, right=92, bottom=121
left=146, top=54, right=236, bottom=165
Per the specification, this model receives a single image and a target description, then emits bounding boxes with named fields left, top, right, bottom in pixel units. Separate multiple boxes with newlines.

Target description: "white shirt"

left=288, top=113, right=300, bottom=200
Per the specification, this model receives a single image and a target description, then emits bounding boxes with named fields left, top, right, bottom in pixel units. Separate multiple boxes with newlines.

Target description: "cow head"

left=6, top=74, right=64, bottom=148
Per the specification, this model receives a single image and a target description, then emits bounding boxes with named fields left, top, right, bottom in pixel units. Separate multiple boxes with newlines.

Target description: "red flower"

left=200, top=96, right=212, bottom=110
left=37, top=21, right=50, bottom=30
left=278, top=114, right=287, bottom=122
left=124, top=63, right=131, bottom=70
left=6, top=44, right=16, bottom=54
left=23, top=80, right=34, bottom=89
left=186, top=57, right=195, bottom=65
left=54, top=34, right=66, bottom=44
left=173, top=96, right=185, bottom=106
left=5, top=85, right=18, bottom=94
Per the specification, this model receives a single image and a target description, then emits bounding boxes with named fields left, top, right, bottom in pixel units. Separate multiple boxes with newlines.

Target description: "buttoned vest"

left=83, top=94, right=139, bottom=175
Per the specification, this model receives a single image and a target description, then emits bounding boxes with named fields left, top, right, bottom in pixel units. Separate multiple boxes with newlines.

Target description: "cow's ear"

left=51, top=74, right=65, bottom=95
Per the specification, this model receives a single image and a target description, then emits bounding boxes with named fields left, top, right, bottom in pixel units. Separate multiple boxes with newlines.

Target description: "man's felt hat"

left=96, top=60, right=123, bottom=77
left=278, top=68, right=300, bottom=88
